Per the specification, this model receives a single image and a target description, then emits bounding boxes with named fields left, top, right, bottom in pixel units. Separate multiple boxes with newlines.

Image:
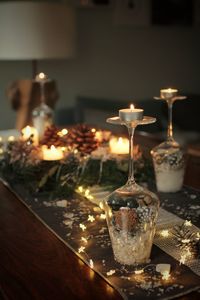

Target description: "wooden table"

left=0, top=133, right=199, bottom=300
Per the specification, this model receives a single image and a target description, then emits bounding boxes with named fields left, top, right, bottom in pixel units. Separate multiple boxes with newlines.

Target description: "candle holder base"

left=106, top=116, right=156, bottom=127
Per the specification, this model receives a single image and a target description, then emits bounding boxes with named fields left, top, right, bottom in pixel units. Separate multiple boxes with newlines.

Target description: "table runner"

left=2, top=179, right=200, bottom=300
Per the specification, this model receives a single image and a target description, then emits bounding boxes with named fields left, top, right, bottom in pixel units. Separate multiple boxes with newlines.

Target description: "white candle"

left=42, top=145, right=64, bottom=161
left=21, top=126, right=39, bottom=145
left=160, top=88, right=178, bottom=100
left=109, top=137, right=129, bottom=155
left=119, top=104, right=143, bottom=122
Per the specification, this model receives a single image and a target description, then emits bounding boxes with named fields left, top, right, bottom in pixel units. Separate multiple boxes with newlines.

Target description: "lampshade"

left=0, top=1, right=76, bottom=60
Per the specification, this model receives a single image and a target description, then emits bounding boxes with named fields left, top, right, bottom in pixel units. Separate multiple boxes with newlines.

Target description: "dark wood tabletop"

left=0, top=133, right=199, bottom=300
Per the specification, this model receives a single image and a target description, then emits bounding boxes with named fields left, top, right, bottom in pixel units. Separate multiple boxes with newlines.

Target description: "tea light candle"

left=8, top=136, right=15, bottom=142
left=119, top=104, right=143, bottom=122
left=160, top=88, right=178, bottom=100
left=42, top=145, right=64, bottom=161
left=35, top=72, right=48, bottom=82
left=109, top=137, right=129, bottom=155
left=21, top=126, right=39, bottom=145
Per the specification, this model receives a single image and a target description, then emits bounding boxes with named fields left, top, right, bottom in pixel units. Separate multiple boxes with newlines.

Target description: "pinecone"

left=9, top=140, right=41, bottom=166
left=66, top=124, right=98, bottom=155
left=40, top=125, right=62, bottom=147
left=114, top=207, right=138, bottom=232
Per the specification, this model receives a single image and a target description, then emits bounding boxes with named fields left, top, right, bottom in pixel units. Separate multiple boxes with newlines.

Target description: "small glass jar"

left=151, top=140, right=185, bottom=193
left=32, top=103, right=53, bottom=140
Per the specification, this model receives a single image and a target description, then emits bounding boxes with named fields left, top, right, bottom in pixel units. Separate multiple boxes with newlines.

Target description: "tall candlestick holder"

left=32, top=73, right=54, bottom=140
left=151, top=89, right=187, bottom=193
left=104, top=114, right=159, bottom=265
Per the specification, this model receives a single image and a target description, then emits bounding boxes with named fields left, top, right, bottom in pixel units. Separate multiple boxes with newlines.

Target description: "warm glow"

left=88, top=215, right=95, bottom=222
left=39, top=72, right=45, bottom=79
left=89, top=259, right=94, bottom=269
left=99, top=202, right=104, bottom=210
left=162, top=271, right=170, bottom=280
left=91, top=128, right=96, bottom=133
left=81, top=237, right=88, bottom=244
left=61, top=128, right=68, bottom=135
left=38, top=72, right=46, bottom=80
left=134, top=269, right=144, bottom=275
left=8, top=136, right=15, bottom=142
left=130, top=104, right=135, bottom=110
left=109, top=136, right=129, bottom=155
left=57, top=128, right=68, bottom=137
left=161, top=229, right=169, bottom=237
left=78, top=186, right=83, bottom=193
left=161, top=88, right=178, bottom=93
left=100, top=214, right=106, bottom=220
left=78, top=246, right=85, bottom=253
left=42, top=145, right=64, bottom=161
left=80, top=223, right=86, bottom=231
left=184, top=220, right=192, bottom=227
left=21, top=126, right=38, bottom=145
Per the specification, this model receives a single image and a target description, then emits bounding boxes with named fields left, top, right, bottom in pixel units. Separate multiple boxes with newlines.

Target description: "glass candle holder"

left=104, top=115, right=159, bottom=265
left=151, top=89, right=187, bottom=192
left=32, top=73, right=53, bottom=139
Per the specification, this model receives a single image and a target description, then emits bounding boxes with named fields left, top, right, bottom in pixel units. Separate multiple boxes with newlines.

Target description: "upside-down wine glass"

left=104, top=105, right=159, bottom=265
left=151, top=88, right=186, bottom=193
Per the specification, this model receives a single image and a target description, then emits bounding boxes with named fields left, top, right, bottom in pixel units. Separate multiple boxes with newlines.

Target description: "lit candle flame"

left=38, top=72, right=46, bottom=80
left=130, top=104, right=134, bottom=110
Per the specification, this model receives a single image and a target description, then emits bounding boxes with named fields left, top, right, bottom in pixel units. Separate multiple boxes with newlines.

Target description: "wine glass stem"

left=127, top=126, right=136, bottom=185
left=167, top=101, right=173, bottom=141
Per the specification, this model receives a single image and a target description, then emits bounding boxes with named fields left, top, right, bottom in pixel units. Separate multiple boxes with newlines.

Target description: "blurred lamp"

left=0, top=1, right=76, bottom=77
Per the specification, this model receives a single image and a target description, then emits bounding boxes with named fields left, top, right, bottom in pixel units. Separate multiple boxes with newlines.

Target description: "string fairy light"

left=80, top=223, right=87, bottom=231
left=106, top=269, right=116, bottom=276
left=161, top=229, right=169, bottom=237
left=179, top=254, right=186, bottom=265
left=88, top=215, right=95, bottom=222
left=89, top=259, right=94, bottom=268
left=81, top=237, right=88, bottom=244
left=134, top=269, right=144, bottom=275
left=100, top=213, right=106, bottom=220
left=99, top=201, right=104, bottom=210
left=78, top=246, right=85, bottom=253
left=184, top=220, right=192, bottom=227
